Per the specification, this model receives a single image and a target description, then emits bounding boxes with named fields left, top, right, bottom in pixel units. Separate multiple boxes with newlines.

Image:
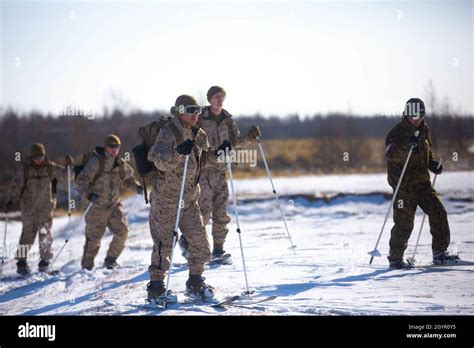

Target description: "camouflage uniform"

left=385, top=118, right=450, bottom=262
left=147, top=115, right=211, bottom=281
left=197, top=106, right=255, bottom=250
left=76, top=147, right=140, bottom=269
left=8, top=158, right=69, bottom=262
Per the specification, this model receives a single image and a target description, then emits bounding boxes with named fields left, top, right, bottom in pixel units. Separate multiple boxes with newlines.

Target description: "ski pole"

left=227, top=155, right=251, bottom=300
left=407, top=158, right=443, bottom=263
left=49, top=201, right=93, bottom=270
left=164, top=155, right=189, bottom=305
left=0, top=212, right=8, bottom=278
left=67, top=165, right=72, bottom=226
left=141, top=176, right=149, bottom=204
left=369, top=130, right=420, bottom=264
left=256, top=136, right=296, bottom=254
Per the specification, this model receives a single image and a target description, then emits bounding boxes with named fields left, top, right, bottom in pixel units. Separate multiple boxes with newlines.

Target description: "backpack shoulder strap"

left=167, top=121, right=183, bottom=145
left=46, top=161, right=53, bottom=180
left=223, top=111, right=237, bottom=146
left=23, top=161, right=30, bottom=184
left=20, top=161, right=30, bottom=197
left=96, top=155, right=105, bottom=182
left=89, top=153, right=105, bottom=185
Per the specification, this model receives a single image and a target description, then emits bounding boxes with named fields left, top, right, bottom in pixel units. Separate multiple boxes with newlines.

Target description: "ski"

left=104, top=295, right=238, bottom=311
left=47, top=260, right=77, bottom=276
left=207, top=253, right=233, bottom=266
left=226, top=295, right=277, bottom=307
left=210, top=295, right=241, bottom=307
left=410, top=259, right=471, bottom=269
left=406, top=254, right=465, bottom=269
left=103, top=299, right=172, bottom=311
left=212, top=292, right=277, bottom=308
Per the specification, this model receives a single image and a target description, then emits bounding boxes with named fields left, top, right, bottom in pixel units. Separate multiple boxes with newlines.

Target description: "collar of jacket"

left=202, top=106, right=231, bottom=124
left=95, top=146, right=106, bottom=158
left=401, top=116, right=426, bottom=134
left=172, top=114, right=198, bottom=137
left=29, top=156, right=49, bottom=169
left=95, top=146, right=122, bottom=168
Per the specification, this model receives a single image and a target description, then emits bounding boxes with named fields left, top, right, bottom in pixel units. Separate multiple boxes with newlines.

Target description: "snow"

left=0, top=171, right=473, bottom=315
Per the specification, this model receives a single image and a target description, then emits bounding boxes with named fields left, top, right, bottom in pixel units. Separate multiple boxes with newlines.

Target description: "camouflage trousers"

left=199, top=169, right=231, bottom=249
left=16, top=209, right=54, bottom=262
left=81, top=202, right=128, bottom=269
left=148, top=190, right=210, bottom=281
left=388, top=183, right=450, bottom=262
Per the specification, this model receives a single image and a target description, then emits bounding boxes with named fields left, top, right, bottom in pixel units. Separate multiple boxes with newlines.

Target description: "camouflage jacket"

left=385, top=117, right=436, bottom=189
left=8, top=157, right=69, bottom=212
left=147, top=116, right=210, bottom=206
left=198, top=106, right=254, bottom=173
left=76, top=147, right=139, bottom=208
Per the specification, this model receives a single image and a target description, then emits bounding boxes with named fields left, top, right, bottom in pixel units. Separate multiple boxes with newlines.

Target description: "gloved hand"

left=65, top=155, right=74, bottom=166
left=136, top=185, right=144, bottom=195
left=429, top=161, right=443, bottom=175
left=5, top=200, right=14, bottom=212
left=247, top=125, right=261, bottom=139
left=408, top=135, right=419, bottom=149
left=215, top=140, right=232, bottom=156
left=88, top=192, right=99, bottom=202
left=177, top=139, right=194, bottom=155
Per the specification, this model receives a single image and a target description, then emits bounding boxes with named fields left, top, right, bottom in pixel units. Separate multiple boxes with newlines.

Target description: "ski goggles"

left=177, top=105, right=203, bottom=115
left=106, top=143, right=121, bottom=149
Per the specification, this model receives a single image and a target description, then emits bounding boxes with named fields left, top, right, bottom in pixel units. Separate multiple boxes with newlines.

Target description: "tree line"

left=1, top=108, right=473, bottom=208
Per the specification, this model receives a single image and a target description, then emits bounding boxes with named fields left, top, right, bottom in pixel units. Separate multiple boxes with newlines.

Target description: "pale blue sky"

left=1, top=0, right=472, bottom=117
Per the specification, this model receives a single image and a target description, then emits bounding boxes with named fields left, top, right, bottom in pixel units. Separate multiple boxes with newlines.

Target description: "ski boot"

left=146, top=281, right=176, bottom=306
left=389, top=260, right=413, bottom=270
left=81, top=255, right=94, bottom=270
left=209, top=242, right=233, bottom=265
left=185, top=275, right=215, bottom=301
left=104, top=256, right=119, bottom=270
left=433, top=251, right=460, bottom=265
left=16, top=259, right=30, bottom=275
left=38, top=259, right=49, bottom=272
left=212, top=245, right=227, bottom=259
left=178, top=235, right=189, bottom=260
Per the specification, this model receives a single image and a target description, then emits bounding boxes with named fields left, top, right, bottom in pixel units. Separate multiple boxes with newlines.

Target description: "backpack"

left=74, top=152, right=104, bottom=184
left=133, top=116, right=198, bottom=203
left=133, top=116, right=182, bottom=179
left=74, top=147, right=125, bottom=185
left=21, top=159, right=56, bottom=197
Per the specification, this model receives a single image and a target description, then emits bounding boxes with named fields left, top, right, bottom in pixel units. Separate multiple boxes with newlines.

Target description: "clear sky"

left=1, top=0, right=472, bottom=117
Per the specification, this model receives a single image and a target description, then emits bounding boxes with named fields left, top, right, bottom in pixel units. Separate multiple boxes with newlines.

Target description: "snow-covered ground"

left=0, top=171, right=473, bottom=316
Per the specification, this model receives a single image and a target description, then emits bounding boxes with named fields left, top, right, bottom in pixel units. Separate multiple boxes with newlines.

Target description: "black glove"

left=429, top=161, right=443, bottom=175
left=88, top=192, right=99, bottom=202
left=177, top=139, right=194, bottom=155
left=408, top=135, right=419, bottom=149
left=247, top=125, right=261, bottom=139
left=215, top=140, right=232, bottom=156
left=5, top=200, right=14, bottom=212
left=136, top=185, right=144, bottom=195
